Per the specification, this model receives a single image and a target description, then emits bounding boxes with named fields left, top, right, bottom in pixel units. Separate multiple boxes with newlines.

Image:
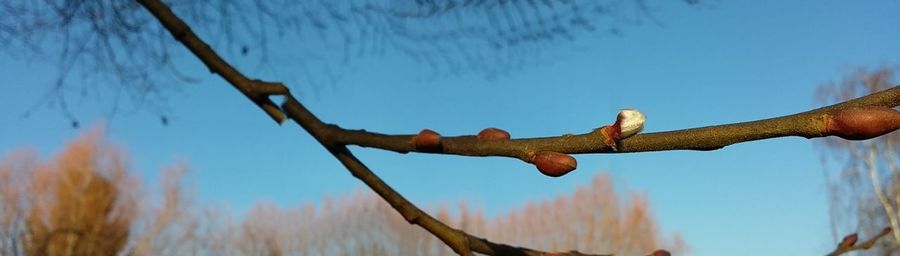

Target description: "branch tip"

left=250, top=79, right=290, bottom=96
left=827, top=227, right=893, bottom=255
left=823, top=106, right=900, bottom=140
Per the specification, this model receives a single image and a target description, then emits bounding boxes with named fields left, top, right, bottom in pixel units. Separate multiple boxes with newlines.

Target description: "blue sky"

left=2, top=0, right=900, bottom=255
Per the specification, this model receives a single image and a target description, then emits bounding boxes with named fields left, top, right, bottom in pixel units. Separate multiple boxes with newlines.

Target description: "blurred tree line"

left=0, top=128, right=686, bottom=255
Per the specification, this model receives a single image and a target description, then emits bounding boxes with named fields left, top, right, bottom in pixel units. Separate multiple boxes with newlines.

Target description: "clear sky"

left=2, top=0, right=900, bottom=255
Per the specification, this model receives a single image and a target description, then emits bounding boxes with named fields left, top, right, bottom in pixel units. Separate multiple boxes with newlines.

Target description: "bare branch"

left=136, top=0, right=897, bottom=254
left=136, top=0, right=622, bottom=255
left=326, top=90, right=899, bottom=162
left=827, top=227, right=893, bottom=256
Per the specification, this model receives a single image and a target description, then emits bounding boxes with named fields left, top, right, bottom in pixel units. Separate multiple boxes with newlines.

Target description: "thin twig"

left=827, top=227, right=893, bottom=256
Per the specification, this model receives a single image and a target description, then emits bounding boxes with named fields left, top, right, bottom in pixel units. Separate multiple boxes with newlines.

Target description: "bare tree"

left=1, top=129, right=683, bottom=255
left=0, top=128, right=206, bottom=256
left=0, top=150, right=33, bottom=256
left=128, top=163, right=203, bottom=256
left=205, top=174, right=684, bottom=255
left=20, top=128, right=137, bottom=255
left=818, top=67, right=900, bottom=255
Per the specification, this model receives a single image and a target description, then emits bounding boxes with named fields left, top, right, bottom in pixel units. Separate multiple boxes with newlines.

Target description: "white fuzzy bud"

left=617, top=109, right=645, bottom=139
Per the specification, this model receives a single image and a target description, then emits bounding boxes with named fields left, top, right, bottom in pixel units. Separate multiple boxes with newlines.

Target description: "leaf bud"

left=530, top=151, right=577, bottom=177
left=839, top=233, right=858, bottom=248
left=477, top=127, right=511, bottom=140
left=413, top=129, right=442, bottom=150
left=648, top=249, right=671, bottom=256
left=617, top=109, right=646, bottom=139
left=824, top=107, right=900, bottom=140
left=600, top=109, right=646, bottom=151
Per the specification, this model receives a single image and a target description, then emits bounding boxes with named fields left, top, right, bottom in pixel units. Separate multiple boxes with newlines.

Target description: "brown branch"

left=826, top=227, right=893, bottom=256
left=135, top=0, right=616, bottom=255
left=326, top=87, right=900, bottom=162
left=136, top=0, right=900, bottom=254
left=133, top=0, right=287, bottom=124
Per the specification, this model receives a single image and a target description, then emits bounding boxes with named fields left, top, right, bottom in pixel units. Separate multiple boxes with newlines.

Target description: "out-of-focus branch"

left=827, top=227, right=893, bottom=256
left=861, top=144, right=900, bottom=242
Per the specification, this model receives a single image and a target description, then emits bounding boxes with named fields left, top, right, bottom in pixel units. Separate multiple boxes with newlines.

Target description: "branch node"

left=247, top=80, right=290, bottom=124
left=249, top=79, right=290, bottom=96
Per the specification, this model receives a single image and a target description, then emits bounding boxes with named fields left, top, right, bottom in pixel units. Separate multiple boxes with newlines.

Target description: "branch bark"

left=136, top=0, right=618, bottom=255
left=136, top=0, right=900, bottom=254
left=327, top=88, right=899, bottom=162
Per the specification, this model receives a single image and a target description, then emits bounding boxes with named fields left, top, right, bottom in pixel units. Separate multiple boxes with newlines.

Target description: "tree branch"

left=133, top=0, right=287, bottom=124
left=826, top=227, right=893, bottom=256
left=135, top=0, right=626, bottom=255
left=326, top=87, right=900, bottom=162
left=136, top=0, right=900, bottom=254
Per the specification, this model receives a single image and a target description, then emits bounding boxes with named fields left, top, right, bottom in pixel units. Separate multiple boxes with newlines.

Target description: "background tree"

left=220, top=175, right=686, bottom=255
left=2, top=128, right=137, bottom=255
left=818, top=66, right=900, bottom=255
left=0, top=128, right=202, bottom=256
left=0, top=128, right=683, bottom=255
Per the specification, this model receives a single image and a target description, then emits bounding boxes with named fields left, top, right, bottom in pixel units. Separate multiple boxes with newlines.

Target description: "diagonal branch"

left=135, top=0, right=623, bottom=255
left=284, top=95, right=613, bottom=256
left=136, top=0, right=900, bottom=254
left=133, top=0, right=288, bottom=124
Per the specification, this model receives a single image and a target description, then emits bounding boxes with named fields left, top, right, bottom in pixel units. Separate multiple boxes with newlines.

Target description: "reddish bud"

left=541, top=253, right=574, bottom=256
left=477, top=127, right=511, bottom=140
left=839, top=233, right=858, bottom=248
left=530, top=151, right=577, bottom=177
left=824, top=107, right=900, bottom=140
left=599, top=109, right=645, bottom=151
left=413, top=129, right=442, bottom=150
left=648, top=249, right=671, bottom=256
left=599, top=125, right=620, bottom=151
